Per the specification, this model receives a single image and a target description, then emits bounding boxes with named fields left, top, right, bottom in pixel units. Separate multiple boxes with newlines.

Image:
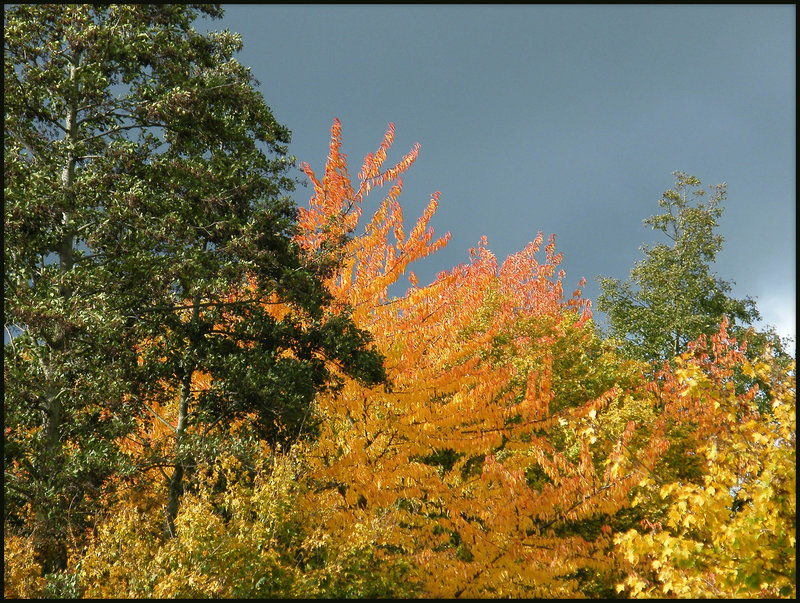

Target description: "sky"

left=198, top=4, right=795, bottom=350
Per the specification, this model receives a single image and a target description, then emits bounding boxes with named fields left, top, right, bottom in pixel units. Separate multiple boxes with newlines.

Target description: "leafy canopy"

left=4, top=3, right=384, bottom=578
left=597, top=172, right=761, bottom=364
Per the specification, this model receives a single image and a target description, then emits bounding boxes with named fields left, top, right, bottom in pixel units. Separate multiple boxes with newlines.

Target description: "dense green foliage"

left=597, top=172, right=763, bottom=364
left=4, top=3, right=384, bottom=576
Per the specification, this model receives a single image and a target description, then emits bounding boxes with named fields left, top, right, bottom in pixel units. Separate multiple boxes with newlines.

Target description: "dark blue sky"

left=201, top=4, right=795, bottom=348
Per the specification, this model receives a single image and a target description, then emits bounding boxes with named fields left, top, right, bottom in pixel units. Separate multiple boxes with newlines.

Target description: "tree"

left=78, top=446, right=420, bottom=598
left=597, top=172, right=766, bottom=365
left=67, top=119, right=796, bottom=599
left=281, top=120, right=667, bottom=597
left=614, top=323, right=796, bottom=598
left=4, top=4, right=384, bottom=579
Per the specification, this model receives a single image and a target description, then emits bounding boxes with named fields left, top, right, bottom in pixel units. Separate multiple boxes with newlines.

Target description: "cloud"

left=754, top=293, right=796, bottom=354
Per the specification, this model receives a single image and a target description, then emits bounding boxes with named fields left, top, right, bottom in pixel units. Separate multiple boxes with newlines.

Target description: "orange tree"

left=287, top=120, right=669, bottom=597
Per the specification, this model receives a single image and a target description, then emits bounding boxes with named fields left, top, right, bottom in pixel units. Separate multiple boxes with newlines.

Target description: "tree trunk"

left=164, top=371, right=191, bottom=538
left=164, top=291, right=202, bottom=538
left=33, top=50, right=81, bottom=575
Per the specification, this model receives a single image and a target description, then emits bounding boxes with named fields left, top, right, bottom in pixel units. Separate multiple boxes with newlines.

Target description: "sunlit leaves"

left=77, top=448, right=417, bottom=598
left=15, top=94, right=795, bottom=596
left=614, top=328, right=796, bottom=598
left=282, top=120, right=667, bottom=597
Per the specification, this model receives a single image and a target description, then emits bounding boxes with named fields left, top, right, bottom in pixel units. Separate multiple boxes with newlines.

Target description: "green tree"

left=597, top=172, right=776, bottom=366
left=4, top=3, right=385, bottom=577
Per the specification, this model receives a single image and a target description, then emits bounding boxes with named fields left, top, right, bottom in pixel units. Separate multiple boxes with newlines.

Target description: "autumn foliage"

left=7, top=120, right=794, bottom=599
left=267, top=120, right=794, bottom=597
left=615, top=322, right=796, bottom=597
left=288, top=119, right=660, bottom=597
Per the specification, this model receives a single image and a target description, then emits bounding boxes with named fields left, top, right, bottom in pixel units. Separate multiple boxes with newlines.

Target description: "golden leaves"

left=287, top=120, right=659, bottom=597
left=3, top=534, right=47, bottom=598
left=616, top=344, right=796, bottom=599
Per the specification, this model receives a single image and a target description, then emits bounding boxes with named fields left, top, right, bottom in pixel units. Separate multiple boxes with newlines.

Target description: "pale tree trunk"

left=34, top=50, right=80, bottom=575
left=164, top=292, right=202, bottom=538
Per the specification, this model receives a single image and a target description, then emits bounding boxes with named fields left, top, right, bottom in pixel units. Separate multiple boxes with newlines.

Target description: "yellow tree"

left=614, top=321, right=796, bottom=598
